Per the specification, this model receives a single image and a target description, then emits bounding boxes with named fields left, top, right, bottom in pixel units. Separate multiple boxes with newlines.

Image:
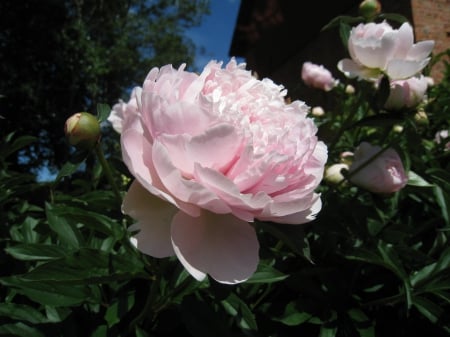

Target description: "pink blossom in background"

left=348, top=142, right=408, bottom=194
left=434, top=130, right=450, bottom=151
left=384, top=75, right=428, bottom=110
left=301, top=62, right=337, bottom=91
left=338, top=21, right=434, bottom=81
left=112, top=58, right=328, bottom=284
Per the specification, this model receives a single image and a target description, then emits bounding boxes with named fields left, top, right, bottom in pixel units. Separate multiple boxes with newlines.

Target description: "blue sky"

left=187, top=0, right=243, bottom=69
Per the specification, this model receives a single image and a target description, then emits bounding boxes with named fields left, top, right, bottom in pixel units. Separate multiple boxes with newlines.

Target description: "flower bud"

left=311, top=106, right=325, bottom=117
left=359, top=0, right=381, bottom=20
left=345, top=84, right=355, bottom=95
left=348, top=142, right=408, bottom=194
left=324, top=163, right=349, bottom=185
left=414, top=109, right=429, bottom=126
left=392, top=124, right=404, bottom=133
left=64, top=112, right=101, bottom=149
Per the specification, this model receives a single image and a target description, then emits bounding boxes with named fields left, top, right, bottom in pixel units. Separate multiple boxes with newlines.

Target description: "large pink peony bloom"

left=338, top=21, right=434, bottom=81
left=384, top=75, right=428, bottom=110
left=348, top=142, right=408, bottom=194
left=301, top=62, right=337, bottom=91
left=113, top=58, right=328, bottom=284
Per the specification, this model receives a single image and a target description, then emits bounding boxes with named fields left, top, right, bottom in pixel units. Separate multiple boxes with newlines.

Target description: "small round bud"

left=414, top=109, right=429, bottom=126
left=324, top=163, right=349, bottom=185
left=64, top=112, right=101, bottom=149
left=359, top=0, right=381, bottom=20
left=345, top=84, right=355, bottom=95
left=311, top=106, right=325, bottom=117
left=392, top=124, right=404, bottom=133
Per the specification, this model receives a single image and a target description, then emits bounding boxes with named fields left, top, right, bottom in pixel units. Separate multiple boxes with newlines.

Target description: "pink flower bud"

left=64, top=112, right=101, bottom=149
left=301, top=62, right=337, bottom=91
left=384, top=75, right=428, bottom=110
left=348, top=142, right=408, bottom=194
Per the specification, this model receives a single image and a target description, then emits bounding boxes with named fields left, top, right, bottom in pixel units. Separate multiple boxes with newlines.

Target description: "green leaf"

left=0, top=135, right=37, bottom=159
left=433, top=186, right=449, bottom=226
left=97, top=103, right=111, bottom=123
left=319, top=325, right=337, bottom=337
left=48, top=204, right=124, bottom=239
left=407, top=171, right=434, bottom=187
left=378, top=13, right=410, bottom=23
left=52, top=149, right=89, bottom=185
left=272, top=302, right=312, bottom=326
left=45, top=202, right=83, bottom=249
left=5, top=243, right=69, bottom=261
left=221, top=292, right=257, bottom=330
left=339, top=22, right=352, bottom=50
left=0, top=303, right=48, bottom=324
left=321, top=15, right=363, bottom=31
left=413, top=295, right=444, bottom=325
left=246, top=262, right=289, bottom=284
left=18, top=248, right=147, bottom=284
left=0, top=322, right=45, bottom=337
left=0, top=276, right=95, bottom=306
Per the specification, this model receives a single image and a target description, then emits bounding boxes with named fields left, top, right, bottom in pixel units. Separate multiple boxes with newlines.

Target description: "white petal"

left=123, top=180, right=176, bottom=258
left=171, top=211, right=259, bottom=284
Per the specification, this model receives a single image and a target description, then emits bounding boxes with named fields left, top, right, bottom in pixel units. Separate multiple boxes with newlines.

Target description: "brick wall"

left=411, top=0, right=450, bottom=82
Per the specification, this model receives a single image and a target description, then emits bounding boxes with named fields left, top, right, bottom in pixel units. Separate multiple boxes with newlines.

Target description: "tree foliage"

left=0, top=0, right=210, bottom=175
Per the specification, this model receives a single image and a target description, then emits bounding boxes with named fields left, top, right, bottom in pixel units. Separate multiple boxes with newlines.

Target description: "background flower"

left=301, top=61, right=337, bottom=91
left=384, top=75, right=428, bottom=110
left=119, top=58, right=327, bottom=283
left=338, top=21, right=434, bottom=81
left=348, top=142, right=408, bottom=194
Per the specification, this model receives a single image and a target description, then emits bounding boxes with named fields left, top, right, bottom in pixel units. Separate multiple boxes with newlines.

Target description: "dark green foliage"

left=0, top=0, right=209, bottom=175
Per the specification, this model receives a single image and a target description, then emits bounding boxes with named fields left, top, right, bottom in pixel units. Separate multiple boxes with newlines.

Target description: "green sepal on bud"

left=359, top=0, right=381, bottom=20
left=64, top=112, right=101, bottom=150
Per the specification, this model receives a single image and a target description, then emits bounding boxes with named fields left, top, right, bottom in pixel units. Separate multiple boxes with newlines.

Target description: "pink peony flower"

left=301, top=62, right=337, bottom=91
left=338, top=21, right=434, bottom=81
left=348, top=142, right=408, bottom=194
left=116, top=58, right=328, bottom=284
left=107, top=87, right=142, bottom=133
left=384, top=75, right=428, bottom=110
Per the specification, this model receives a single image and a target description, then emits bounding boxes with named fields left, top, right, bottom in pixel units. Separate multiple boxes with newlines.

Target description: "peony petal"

left=258, top=193, right=322, bottom=224
left=407, top=40, right=435, bottom=61
left=141, top=91, right=213, bottom=137
left=121, top=118, right=179, bottom=206
left=394, top=22, right=414, bottom=58
left=152, top=140, right=232, bottom=214
left=171, top=210, right=259, bottom=284
left=123, top=180, right=176, bottom=258
left=337, top=59, right=365, bottom=79
left=159, top=123, right=243, bottom=178
left=386, top=59, right=430, bottom=80
left=193, top=164, right=272, bottom=221
left=187, top=123, right=243, bottom=173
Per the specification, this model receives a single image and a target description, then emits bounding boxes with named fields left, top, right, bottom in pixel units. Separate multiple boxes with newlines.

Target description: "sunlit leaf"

left=407, top=171, right=434, bottom=187
left=97, top=103, right=111, bottom=123
left=5, top=243, right=69, bottom=261
left=246, top=262, right=289, bottom=284
left=221, top=292, right=257, bottom=330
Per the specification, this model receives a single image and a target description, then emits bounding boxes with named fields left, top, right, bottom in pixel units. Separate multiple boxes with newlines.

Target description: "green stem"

left=94, top=143, right=122, bottom=204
